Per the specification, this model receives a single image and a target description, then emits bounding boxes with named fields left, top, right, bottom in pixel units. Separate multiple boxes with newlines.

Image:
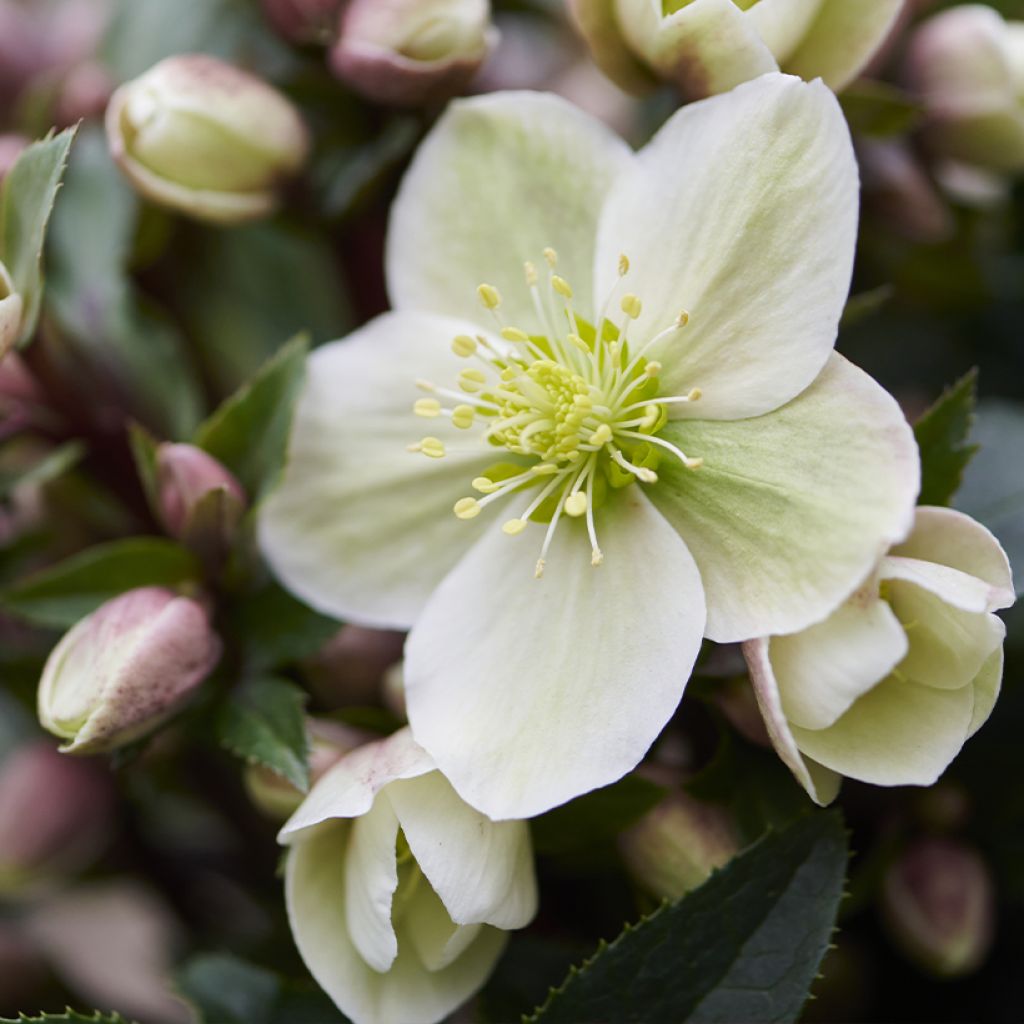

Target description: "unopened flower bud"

left=0, top=257, right=24, bottom=359
left=905, top=5, right=1024, bottom=173
left=619, top=789, right=739, bottom=901
left=156, top=443, right=247, bottom=556
left=262, top=0, right=344, bottom=45
left=883, top=838, right=995, bottom=977
left=37, top=587, right=222, bottom=754
left=105, top=54, right=310, bottom=224
left=245, top=719, right=369, bottom=820
left=331, top=0, right=497, bottom=107
left=304, top=624, right=405, bottom=707
left=0, top=741, right=113, bottom=889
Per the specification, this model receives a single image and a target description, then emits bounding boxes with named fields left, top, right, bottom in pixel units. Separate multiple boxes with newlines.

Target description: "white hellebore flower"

left=260, top=75, right=920, bottom=819
left=744, top=507, right=1014, bottom=804
left=569, top=0, right=904, bottom=100
left=278, top=728, right=537, bottom=1024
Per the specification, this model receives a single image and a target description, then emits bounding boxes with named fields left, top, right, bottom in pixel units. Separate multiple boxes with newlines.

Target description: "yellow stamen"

left=477, top=284, right=502, bottom=310
left=454, top=497, right=481, bottom=519
left=551, top=275, right=573, bottom=299
left=414, top=398, right=441, bottom=418
left=503, top=519, right=527, bottom=536
left=618, top=253, right=630, bottom=276
left=565, top=492, right=587, bottom=517
left=451, top=334, right=477, bottom=357
left=621, top=294, right=642, bottom=320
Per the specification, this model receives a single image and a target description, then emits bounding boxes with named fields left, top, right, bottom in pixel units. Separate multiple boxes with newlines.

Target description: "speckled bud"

left=331, top=0, right=497, bottom=107
left=105, top=54, right=310, bottom=224
left=262, top=0, right=344, bottom=45
left=37, top=587, right=222, bottom=754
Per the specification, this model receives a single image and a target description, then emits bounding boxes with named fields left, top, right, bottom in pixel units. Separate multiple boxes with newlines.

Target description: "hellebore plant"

left=278, top=728, right=537, bottom=1024
left=260, top=74, right=920, bottom=819
left=745, top=507, right=1014, bottom=803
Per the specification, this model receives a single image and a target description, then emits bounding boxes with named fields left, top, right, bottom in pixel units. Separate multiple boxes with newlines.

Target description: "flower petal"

left=968, top=645, right=1003, bottom=737
left=387, top=91, right=632, bottom=334
left=259, top=312, right=500, bottom=630
left=286, top=824, right=507, bottom=1024
left=743, top=0, right=823, bottom=65
left=279, top=728, right=433, bottom=844
left=648, top=353, right=919, bottom=642
left=782, top=0, right=903, bottom=90
left=593, top=73, right=858, bottom=420
left=386, top=772, right=537, bottom=929
left=403, top=881, right=483, bottom=972
left=567, top=0, right=660, bottom=95
left=771, top=596, right=908, bottom=731
left=345, top=795, right=400, bottom=973
left=405, top=491, right=706, bottom=819
left=615, top=0, right=778, bottom=101
left=790, top=677, right=975, bottom=787
left=889, top=506, right=1014, bottom=611
left=743, top=638, right=841, bottom=805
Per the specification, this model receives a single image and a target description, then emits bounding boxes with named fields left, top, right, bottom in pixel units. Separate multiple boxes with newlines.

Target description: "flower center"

left=410, top=248, right=703, bottom=576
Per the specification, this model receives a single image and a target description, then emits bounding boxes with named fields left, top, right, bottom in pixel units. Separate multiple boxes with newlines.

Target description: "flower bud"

left=303, top=624, right=405, bottom=707
left=905, top=5, right=1024, bottom=173
left=0, top=256, right=24, bottom=359
left=619, top=789, right=738, bottom=901
left=156, top=443, right=247, bottom=556
left=882, top=838, right=994, bottom=976
left=0, top=741, right=113, bottom=889
left=331, top=0, right=497, bottom=107
left=37, top=587, right=222, bottom=754
left=262, top=0, right=344, bottom=45
left=105, top=54, right=310, bottom=224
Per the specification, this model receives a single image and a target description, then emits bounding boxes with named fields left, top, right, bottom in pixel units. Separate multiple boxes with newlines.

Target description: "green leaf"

left=955, top=399, right=1024, bottom=596
left=217, top=676, right=310, bottom=791
left=193, top=335, right=309, bottom=501
left=0, top=538, right=200, bottom=628
left=531, top=774, right=666, bottom=859
left=0, top=441, right=85, bottom=502
left=127, top=422, right=160, bottom=517
left=0, top=126, right=76, bottom=347
left=0, top=1012, right=132, bottom=1024
left=914, top=368, right=979, bottom=506
left=529, top=811, right=848, bottom=1024
left=177, top=952, right=349, bottom=1024
left=839, top=80, right=921, bottom=139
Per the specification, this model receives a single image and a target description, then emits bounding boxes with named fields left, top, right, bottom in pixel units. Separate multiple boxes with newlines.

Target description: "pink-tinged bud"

left=905, top=5, right=1024, bottom=173
left=0, top=741, right=113, bottom=888
left=304, top=624, right=405, bottom=707
left=619, top=789, right=739, bottom=901
left=106, top=54, right=310, bottom=224
left=883, top=838, right=995, bottom=976
left=246, top=719, right=370, bottom=820
left=331, top=0, right=497, bottom=107
left=156, top=443, right=247, bottom=555
left=37, top=587, right=222, bottom=754
left=262, top=0, right=344, bottom=45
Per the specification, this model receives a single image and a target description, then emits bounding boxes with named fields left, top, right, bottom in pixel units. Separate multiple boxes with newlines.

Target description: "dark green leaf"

left=217, top=676, right=310, bottom=791
left=529, top=811, right=848, bottom=1024
left=839, top=80, right=922, bottom=139
left=0, top=1012, right=132, bottom=1024
left=840, top=285, right=893, bottom=328
left=914, top=368, right=979, bottom=506
left=193, top=335, right=309, bottom=501
left=0, top=126, right=76, bottom=347
left=127, top=422, right=160, bottom=517
left=0, top=441, right=85, bottom=502
left=532, top=774, right=666, bottom=858
left=1, top=538, right=200, bottom=628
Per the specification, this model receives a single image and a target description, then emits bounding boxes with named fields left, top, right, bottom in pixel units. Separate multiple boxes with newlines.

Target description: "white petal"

left=594, top=73, right=858, bottom=420
left=772, top=595, right=908, bottom=731
left=790, top=677, right=975, bottom=787
left=890, top=506, right=1014, bottom=611
left=280, top=728, right=433, bottom=844
left=386, top=772, right=537, bottom=929
left=968, top=644, right=1003, bottom=737
left=345, top=795, right=400, bottom=973
left=743, top=0, right=823, bottom=65
left=782, top=0, right=903, bottom=90
left=743, top=638, right=841, bottom=805
left=286, top=824, right=507, bottom=1024
left=403, top=880, right=483, bottom=972
left=259, top=312, right=500, bottom=630
left=387, top=91, right=632, bottom=334
left=405, top=491, right=706, bottom=819
left=616, top=0, right=778, bottom=100
left=649, top=354, right=919, bottom=642
left=881, top=556, right=998, bottom=614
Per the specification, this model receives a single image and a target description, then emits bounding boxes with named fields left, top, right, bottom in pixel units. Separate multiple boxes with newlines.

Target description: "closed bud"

left=0, top=256, right=24, bottom=359
left=0, top=741, right=113, bottom=889
left=883, top=838, right=995, bottom=977
left=262, top=0, right=344, bottom=45
left=619, top=789, right=738, bottom=901
left=331, top=0, right=497, bottom=107
left=105, top=54, right=310, bottom=224
left=156, top=443, right=247, bottom=556
left=303, top=624, right=404, bottom=707
left=905, top=5, right=1024, bottom=173
left=37, top=587, right=222, bottom=754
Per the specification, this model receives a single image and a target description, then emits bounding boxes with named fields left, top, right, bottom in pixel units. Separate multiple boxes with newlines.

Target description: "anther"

left=524, top=261, right=538, bottom=286
left=414, top=398, right=441, bottom=417
left=451, top=334, right=478, bottom=357
left=477, top=283, right=502, bottom=310
left=502, top=519, right=527, bottom=536
left=618, top=253, right=630, bottom=276
left=591, top=548, right=604, bottom=567
left=451, top=404, right=475, bottom=429
left=551, top=275, right=573, bottom=299
left=458, top=368, right=487, bottom=393
left=535, top=558, right=546, bottom=579
left=684, top=457, right=704, bottom=470
left=688, top=387, right=702, bottom=401
left=644, top=361, right=662, bottom=378
left=567, top=333, right=589, bottom=353
left=409, top=437, right=445, bottom=458
left=677, top=309, right=690, bottom=327
left=416, top=378, right=436, bottom=391
left=621, top=294, right=642, bottom=320
left=543, top=247, right=558, bottom=268
left=501, top=327, right=530, bottom=343
left=454, top=497, right=481, bottom=519
left=472, top=476, right=496, bottom=493
left=589, top=424, right=612, bottom=446
left=565, top=492, right=587, bottom=517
